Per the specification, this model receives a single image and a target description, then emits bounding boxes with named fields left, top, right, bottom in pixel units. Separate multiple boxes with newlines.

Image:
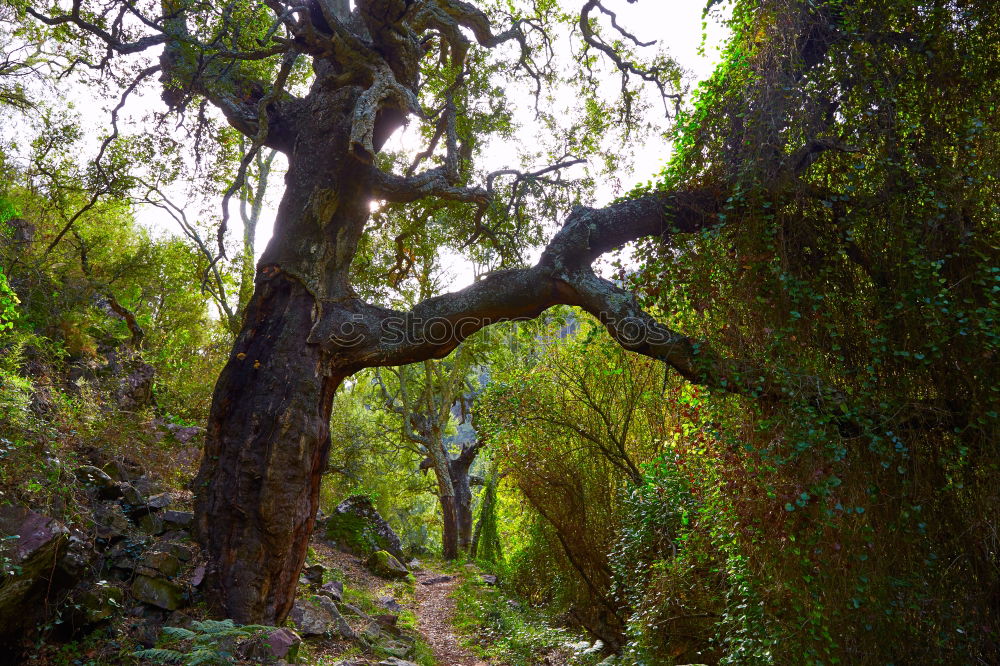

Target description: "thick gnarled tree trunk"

left=28, top=0, right=939, bottom=642
left=153, top=0, right=832, bottom=627
left=194, top=273, right=342, bottom=622
left=192, top=84, right=380, bottom=621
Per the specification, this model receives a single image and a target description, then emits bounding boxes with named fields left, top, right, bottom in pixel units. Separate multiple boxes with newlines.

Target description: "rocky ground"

left=301, top=544, right=493, bottom=666
left=0, top=446, right=497, bottom=665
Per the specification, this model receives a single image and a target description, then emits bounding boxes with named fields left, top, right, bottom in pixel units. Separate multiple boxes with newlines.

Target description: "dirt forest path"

left=412, top=567, right=489, bottom=666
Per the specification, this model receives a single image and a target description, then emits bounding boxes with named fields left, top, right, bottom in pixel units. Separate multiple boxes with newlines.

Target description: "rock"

left=161, top=510, right=193, bottom=529
left=78, top=581, right=124, bottom=624
left=366, top=550, right=409, bottom=579
left=74, top=465, right=121, bottom=499
left=165, top=423, right=205, bottom=444
left=325, top=495, right=405, bottom=561
left=103, top=459, right=141, bottom=482
left=133, top=617, right=166, bottom=648
left=0, top=505, right=71, bottom=639
left=408, top=558, right=422, bottom=570
left=132, top=475, right=161, bottom=498
left=362, top=619, right=381, bottom=640
left=341, top=602, right=371, bottom=621
left=92, top=501, right=131, bottom=541
left=377, top=659, right=419, bottom=666
left=115, top=360, right=155, bottom=410
left=382, top=640, right=413, bottom=658
left=131, top=574, right=185, bottom=610
left=163, top=541, right=195, bottom=562
left=120, top=483, right=145, bottom=509
left=120, top=483, right=169, bottom=519
left=420, top=575, right=453, bottom=585
left=166, top=610, right=195, bottom=628
left=336, top=617, right=358, bottom=641
left=137, top=513, right=165, bottom=535
left=307, top=596, right=358, bottom=640
left=480, top=574, right=498, bottom=586
left=375, top=613, right=399, bottom=629
left=0, top=505, right=67, bottom=560
left=378, top=595, right=403, bottom=612
left=302, top=563, right=326, bottom=585
left=140, top=550, right=181, bottom=577
left=290, top=596, right=344, bottom=637
left=61, top=533, right=93, bottom=577
left=108, top=539, right=144, bottom=571
left=317, top=580, right=343, bottom=602
left=190, top=564, right=206, bottom=587
left=146, top=493, right=172, bottom=510
left=257, top=627, right=301, bottom=662
left=160, top=529, right=191, bottom=543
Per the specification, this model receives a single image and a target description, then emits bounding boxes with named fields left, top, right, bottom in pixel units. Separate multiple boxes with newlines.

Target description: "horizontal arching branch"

left=297, top=184, right=845, bottom=415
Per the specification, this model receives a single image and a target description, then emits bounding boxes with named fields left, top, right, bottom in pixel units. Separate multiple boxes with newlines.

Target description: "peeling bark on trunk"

left=193, top=272, right=343, bottom=623
left=192, top=83, right=383, bottom=623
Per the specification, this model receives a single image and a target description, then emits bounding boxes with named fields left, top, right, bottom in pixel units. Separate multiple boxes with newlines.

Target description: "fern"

left=132, top=648, right=186, bottom=664
left=161, top=627, right=197, bottom=641
left=132, top=619, right=277, bottom=665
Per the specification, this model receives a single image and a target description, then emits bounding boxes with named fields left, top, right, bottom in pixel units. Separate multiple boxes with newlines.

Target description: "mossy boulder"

left=78, top=581, right=124, bottom=624
left=324, top=495, right=405, bottom=561
left=290, top=595, right=354, bottom=639
left=131, top=574, right=185, bottom=610
left=365, top=550, right=409, bottom=580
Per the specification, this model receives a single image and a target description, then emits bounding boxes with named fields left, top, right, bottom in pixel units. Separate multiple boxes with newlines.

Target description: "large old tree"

left=22, top=0, right=989, bottom=634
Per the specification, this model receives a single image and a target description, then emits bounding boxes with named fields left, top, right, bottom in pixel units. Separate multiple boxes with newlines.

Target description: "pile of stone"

left=320, top=495, right=406, bottom=562
left=0, top=459, right=202, bottom=654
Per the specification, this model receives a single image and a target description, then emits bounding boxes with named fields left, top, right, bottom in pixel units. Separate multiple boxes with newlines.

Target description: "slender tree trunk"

left=429, top=436, right=460, bottom=560
left=234, top=148, right=276, bottom=332
left=438, top=491, right=460, bottom=561
left=451, top=457, right=475, bottom=551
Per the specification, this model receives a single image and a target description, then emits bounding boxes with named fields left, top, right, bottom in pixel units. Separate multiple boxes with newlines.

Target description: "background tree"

left=479, top=313, right=676, bottom=650
left=374, top=350, right=483, bottom=560
left=615, top=0, right=1000, bottom=661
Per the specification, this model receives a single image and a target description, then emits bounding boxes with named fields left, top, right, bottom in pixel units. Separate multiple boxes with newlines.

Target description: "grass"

left=448, top=561, right=608, bottom=666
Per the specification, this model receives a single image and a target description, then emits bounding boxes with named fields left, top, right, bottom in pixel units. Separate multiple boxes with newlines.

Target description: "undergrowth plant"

left=133, top=619, right=273, bottom=666
left=452, top=573, right=578, bottom=665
